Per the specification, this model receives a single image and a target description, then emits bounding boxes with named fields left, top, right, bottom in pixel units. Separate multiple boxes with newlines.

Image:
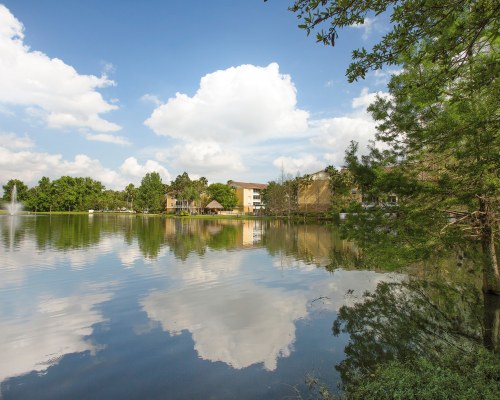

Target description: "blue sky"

left=0, top=0, right=396, bottom=190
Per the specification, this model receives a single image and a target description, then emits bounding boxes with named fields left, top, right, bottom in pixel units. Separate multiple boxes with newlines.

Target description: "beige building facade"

left=297, top=170, right=332, bottom=212
left=164, top=193, right=201, bottom=214
left=229, top=181, right=268, bottom=214
left=297, top=169, right=362, bottom=212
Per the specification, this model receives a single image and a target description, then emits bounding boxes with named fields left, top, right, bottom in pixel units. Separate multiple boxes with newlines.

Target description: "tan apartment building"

left=164, top=193, right=202, bottom=214
left=297, top=170, right=332, bottom=212
left=229, top=181, right=268, bottom=214
left=297, top=169, right=362, bottom=212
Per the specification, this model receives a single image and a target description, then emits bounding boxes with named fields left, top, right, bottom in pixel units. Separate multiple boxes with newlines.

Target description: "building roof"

left=306, top=170, right=330, bottom=180
left=205, top=199, right=224, bottom=209
left=229, top=181, right=268, bottom=190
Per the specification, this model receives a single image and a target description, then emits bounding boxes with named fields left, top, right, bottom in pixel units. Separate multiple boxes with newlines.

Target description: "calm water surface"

left=0, top=215, right=400, bottom=399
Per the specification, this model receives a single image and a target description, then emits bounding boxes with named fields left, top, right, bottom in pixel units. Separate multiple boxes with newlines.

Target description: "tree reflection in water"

left=329, top=278, right=500, bottom=399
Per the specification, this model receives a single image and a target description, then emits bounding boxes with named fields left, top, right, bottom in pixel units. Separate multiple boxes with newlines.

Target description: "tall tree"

left=137, top=172, right=165, bottom=212
left=50, top=176, right=106, bottom=211
left=124, top=183, right=137, bottom=210
left=364, top=51, right=499, bottom=293
left=2, top=179, right=29, bottom=202
left=290, top=0, right=499, bottom=294
left=262, top=174, right=300, bottom=216
left=261, top=181, right=287, bottom=216
left=325, top=164, right=357, bottom=213
left=34, top=176, right=54, bottom=212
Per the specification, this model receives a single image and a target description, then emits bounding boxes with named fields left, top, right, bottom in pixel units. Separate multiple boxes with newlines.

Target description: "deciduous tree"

left=137, top=172, right=165, bottom=212
left=2, top=179, right=28, bottom=202
left=207, top=183, right=238, bottom=210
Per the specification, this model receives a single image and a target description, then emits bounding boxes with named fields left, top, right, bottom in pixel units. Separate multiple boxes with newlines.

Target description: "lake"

left=0, top=215, right=407, bottom=399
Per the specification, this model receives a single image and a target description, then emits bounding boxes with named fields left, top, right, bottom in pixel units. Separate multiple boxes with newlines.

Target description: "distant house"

left=228, top=181, right=268, bottom=214
left=164, top=193, right=201, bottom=214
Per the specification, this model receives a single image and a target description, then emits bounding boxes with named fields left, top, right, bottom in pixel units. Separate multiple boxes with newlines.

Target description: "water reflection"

left=0, top=215, right=396, bottom=399
left=0, top=216, right=361, bottom=266
left=331, top=276, right=500, bottom=398
left=262, top=221, right=362, bottom=269
left=163, top=219, right=264, bottom=260
left=0, top=286, right=112, bottom=384
left=141, top=278, right=308, bottom=370
left=140, top=220, right=390, bottom=371
left=0, top=215, right=25, bottom=251
left=141, top=258, right=401, bottom=372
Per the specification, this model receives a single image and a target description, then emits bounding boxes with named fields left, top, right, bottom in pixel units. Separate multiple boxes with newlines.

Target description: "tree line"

left=1, top=172, right=238, bottom=213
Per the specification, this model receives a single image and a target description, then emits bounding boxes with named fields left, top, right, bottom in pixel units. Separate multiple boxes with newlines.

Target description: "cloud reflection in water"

left=0, top=289, right=112, bottom=382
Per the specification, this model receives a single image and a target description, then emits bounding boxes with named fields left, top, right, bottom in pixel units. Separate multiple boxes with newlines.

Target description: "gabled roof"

left=229, top=181, right=268, bottom=190
left=205, top=199, right=223, bottom=209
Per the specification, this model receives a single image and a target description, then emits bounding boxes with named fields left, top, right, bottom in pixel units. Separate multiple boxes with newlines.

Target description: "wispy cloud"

left=372, top=68, right=404, bottom=85
left=351, top=17, right=376, bottom=40
left=84, top=133, right=131, bottom=146
left=0, top=132, right=34, bottom=149
left=140, top=93, right=162, bottom=107
left=272, top=155, right=325, bottom=177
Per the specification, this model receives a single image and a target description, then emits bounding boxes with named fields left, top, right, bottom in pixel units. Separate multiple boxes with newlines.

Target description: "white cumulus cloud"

left=0, top=290, right=112, bottom=383
left=119, top=157, right=171, bottom=183
left=145, top=63, right=309, bottom=143
left=144, top=63, right=309, bottom=180
left=0, top=5, right=120, bottom=132
left=170, top=141, right=245, bottom=176
left=310, top=88, right=390, bottom=166
left=0, top=133, right=173, bottom=190
left=140, top=250, right=308, bottom=371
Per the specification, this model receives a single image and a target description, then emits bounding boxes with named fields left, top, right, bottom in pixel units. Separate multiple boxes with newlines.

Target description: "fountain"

left=6, top=185, right=22, bottom=215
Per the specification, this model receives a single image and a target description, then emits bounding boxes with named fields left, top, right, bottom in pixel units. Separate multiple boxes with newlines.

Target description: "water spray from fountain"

left=6, top=185, right=22, bottom=215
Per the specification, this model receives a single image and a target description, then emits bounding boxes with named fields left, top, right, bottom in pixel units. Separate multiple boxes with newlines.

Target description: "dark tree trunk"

left=479, top=197, right=500, bottom=295
left=483, top=293, right=500, bottom=352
